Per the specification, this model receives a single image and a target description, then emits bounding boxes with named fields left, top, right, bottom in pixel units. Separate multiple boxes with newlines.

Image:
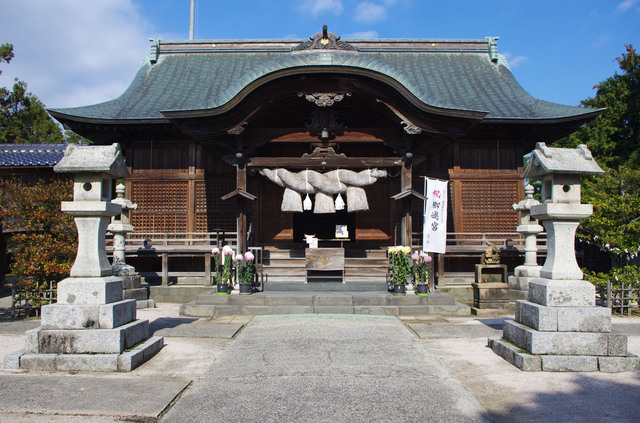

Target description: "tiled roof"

left=49, top=37, right=599, bottom=123
left=0, top=144, right=66, bottom=167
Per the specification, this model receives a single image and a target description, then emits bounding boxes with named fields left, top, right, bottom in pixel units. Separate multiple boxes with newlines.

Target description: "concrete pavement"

left=1, top=289, right=639, bottom=422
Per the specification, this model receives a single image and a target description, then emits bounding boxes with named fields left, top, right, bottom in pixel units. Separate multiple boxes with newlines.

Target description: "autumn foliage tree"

left=1, top=179, right=76, bottom=303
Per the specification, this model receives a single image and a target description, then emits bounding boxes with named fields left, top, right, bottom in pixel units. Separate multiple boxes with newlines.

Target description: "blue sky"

left=0, top=0, right=638, bottom=112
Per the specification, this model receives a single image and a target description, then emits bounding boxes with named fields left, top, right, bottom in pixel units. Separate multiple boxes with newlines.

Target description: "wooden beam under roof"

left=247, top=156, right=402, bottom=168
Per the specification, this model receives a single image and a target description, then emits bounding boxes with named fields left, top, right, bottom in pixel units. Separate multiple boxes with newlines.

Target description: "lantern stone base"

left=490, top=286, right=640, bottom=372
left=4, top=276, right=163, bottom=372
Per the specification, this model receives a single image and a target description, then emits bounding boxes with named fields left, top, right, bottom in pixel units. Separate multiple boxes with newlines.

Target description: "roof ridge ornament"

left=291, top=25, right=358, bottom=52
left=485, top=36, right=499, bottom=63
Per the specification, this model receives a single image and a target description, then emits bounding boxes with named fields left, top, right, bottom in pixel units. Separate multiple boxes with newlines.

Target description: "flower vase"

left=416, top=283, right=429, bottom=296
left=239, top=284, right=252, bottom=295
left=216, top=282, right=229, bottom=295
left=393, top=284, right=406, bottom=295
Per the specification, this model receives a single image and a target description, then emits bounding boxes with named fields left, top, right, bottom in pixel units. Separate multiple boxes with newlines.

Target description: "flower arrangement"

left=411, top=251, right=433, bottom=284
left=236, top=251, right=256, bottom=285
left=388, top=245, right=411, bottom=285
left=212, top=245, right=235, bottom=285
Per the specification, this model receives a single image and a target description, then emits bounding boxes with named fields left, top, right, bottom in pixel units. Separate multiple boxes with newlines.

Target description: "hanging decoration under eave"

left=259, top=168, right=387, bottom=213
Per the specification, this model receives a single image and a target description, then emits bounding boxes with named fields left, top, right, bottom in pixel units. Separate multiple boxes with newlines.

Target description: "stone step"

left=180, top=300, right=469, bottom=318
left=194, top=291, right=459, bottom=306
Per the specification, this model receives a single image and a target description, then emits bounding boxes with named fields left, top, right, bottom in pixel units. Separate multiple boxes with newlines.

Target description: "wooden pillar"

left=204, top=253, right=212, bottom=286
left=236, top=163, right=247, bottom=253
left=161, top=252, right=169, bottom=286
left=400, top=154, right=413, bottom=247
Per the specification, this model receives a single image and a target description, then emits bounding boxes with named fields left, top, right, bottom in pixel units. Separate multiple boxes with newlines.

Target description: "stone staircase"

left=180, top=291, right=471, bottom=318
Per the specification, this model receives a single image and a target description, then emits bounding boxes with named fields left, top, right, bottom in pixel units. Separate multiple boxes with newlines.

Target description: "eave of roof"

left=0, top=143, right=66, bottom=167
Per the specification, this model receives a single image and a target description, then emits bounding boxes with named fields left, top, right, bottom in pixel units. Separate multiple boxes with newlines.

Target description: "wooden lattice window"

left=130, top=181, right=188, bottom=232
left=459, top=180, right=519, bottom=232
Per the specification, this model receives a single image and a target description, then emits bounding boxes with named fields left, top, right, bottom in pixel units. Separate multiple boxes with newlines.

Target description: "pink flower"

left=234, top=254, right=244, bottom=261
left=419, top=251, right=428, bottom=259
left=425, top=255, right=433, bottom=263
left=222, top=245, right=234, bottom=256
left=211, top=247, right=220, bottom=255
left=244, top=251, right=255, bottom=261
left=411, top=252, right=419, bottom=260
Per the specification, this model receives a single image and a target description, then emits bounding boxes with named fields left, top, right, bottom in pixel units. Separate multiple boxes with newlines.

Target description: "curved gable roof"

left=49, top=37, right=600, bottom=125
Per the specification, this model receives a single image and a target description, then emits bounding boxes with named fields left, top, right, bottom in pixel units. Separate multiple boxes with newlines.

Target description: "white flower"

left=244, top=251, right=255, bottom=261
left=211, top=247, right=220, bottom=255
left=234, top=254, right=244, bottom=261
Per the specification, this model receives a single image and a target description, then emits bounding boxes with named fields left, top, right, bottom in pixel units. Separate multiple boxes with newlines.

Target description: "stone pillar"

left=4, top=144, right=163, bottom=372
left=490, top=143, right=639, bottom=372
left=508, top=184, right=543, bottom=292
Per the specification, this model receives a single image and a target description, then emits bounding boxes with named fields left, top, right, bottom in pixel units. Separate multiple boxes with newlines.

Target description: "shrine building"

left=49, top=27, right=600, bottom=290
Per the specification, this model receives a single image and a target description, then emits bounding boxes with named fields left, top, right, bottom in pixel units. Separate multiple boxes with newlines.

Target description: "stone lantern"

left=108, top=183, right=137, bottom=266
left=4, top=144, right=163, bottom=372
left=108, top=184, right=151, bottom=307
left=490, top=143, right=639, bottom=372
left=508, top=184, right=543, bottom=292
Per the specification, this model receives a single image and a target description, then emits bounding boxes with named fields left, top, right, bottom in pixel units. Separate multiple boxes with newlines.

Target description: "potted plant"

left=236, top=251, right=256, bottom=295
left=388, top=245, right=411, bottom=295
left=212, top=245, right=235, bottom=295
left=411, top=251, right=433, bottom=295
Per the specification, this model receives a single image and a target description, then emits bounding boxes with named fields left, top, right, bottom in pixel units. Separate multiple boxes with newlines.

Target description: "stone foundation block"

left=516, top=300, right=557, bottom=331
left=3, top=348, right=25, bottom=369
left=118, top=336, right=164, bottom=371
left=24, top=328, right=40, bottom=353
left=557, top=307, right=611, bottom=332
left=599, top=355, right=640, bottom=373
left=56, top=354, right=119, bottom=372
left=489, top=337, right=541, bottom=371
left=41, top=304, right=100, bottom=330
left=503, top=320, right=608, bottom=355
left=37, top=319, right=149, bottom=354
left=516, top=301, right=611, bottom=332
left=19, top=354, right=57, bottom=371
left=608, top=334, right=628, bottom=356
left=99, top=299, right=136, bottom=329
left=541, top=355, right=599, bottom=372
left=57, top=276, right=123, bottom=305
left=124, top=288, right=148, bottom=301
left=528, top=278, right=595, bottom=307
left=136, top=299, right=155, bottom=309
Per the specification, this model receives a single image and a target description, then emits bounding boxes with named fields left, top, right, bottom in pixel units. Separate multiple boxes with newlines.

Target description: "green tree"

left=554, top=45, right=640, bottom=264
left=578, top=166, right=640, bottom=261
left=0, top=42, right=65, bottom=144
left=1, top=179, right=77, bottom=309
left=555, top=45, right=640, bottom=169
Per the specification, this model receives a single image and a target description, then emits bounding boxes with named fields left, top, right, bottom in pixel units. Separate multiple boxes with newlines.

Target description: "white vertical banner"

left=423, top=178, right=448, bottom=254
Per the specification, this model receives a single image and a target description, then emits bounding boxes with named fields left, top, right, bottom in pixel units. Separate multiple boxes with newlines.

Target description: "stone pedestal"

left=113, top=264, right=154, bottom=308
left=471, top=282, right=512, bottom=315
left=3, top=144, right=163, bottom=372
left=475, top=264, right=507, bottom=283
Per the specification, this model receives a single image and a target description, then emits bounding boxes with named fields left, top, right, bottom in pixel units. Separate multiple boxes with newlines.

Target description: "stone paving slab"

left=161, top=314, right=490, bottom=423
left=0, top=374, right=188, bottom=418
left=150, top=317, right=243, bottom=338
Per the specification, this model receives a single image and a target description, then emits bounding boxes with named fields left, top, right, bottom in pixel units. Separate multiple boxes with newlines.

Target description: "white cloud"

left=354, top=2, right=388, bottom=23
left=615, top=0, right=638, bottom=12
left=344, top=31, right=380, bottom=39
left=592, top=34, right=612, bottom=48
left=0, top=0, right=153, bottom=110
left=297, top=0, right=344, bottom=17
left=503, top=52, right=529, bottom=68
